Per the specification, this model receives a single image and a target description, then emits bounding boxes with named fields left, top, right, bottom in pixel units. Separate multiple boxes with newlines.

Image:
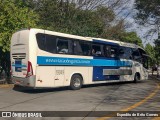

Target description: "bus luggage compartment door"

left=54, top=67, right=65, bottom=87
left=36, top=66, right=55, bottom=87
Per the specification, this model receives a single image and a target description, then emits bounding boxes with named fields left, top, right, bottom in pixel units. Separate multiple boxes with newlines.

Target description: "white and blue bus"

left=10, top=28, right=149, bottom=90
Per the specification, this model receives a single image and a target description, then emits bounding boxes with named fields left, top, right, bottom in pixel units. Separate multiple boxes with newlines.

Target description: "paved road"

left=0, top=78, right=160, bottom=120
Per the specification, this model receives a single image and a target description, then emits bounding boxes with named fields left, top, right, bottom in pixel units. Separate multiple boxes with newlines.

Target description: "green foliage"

left=103, top=24, right=143, bottom=47
left=119, top=32, right=143, bottom=47
left=32, top=0, right=140, bottom=45
left=0, top=0, right=144, bottom=52
left=135, top=0, right=160, bottom=25
left=154, top=39, right=160, bottom=64
left=145, top=43, right=156, bottom=66
left=135, top=0, right=160, bottom=64
left=0, top=0, right=151, bottom=79
left=35, top=0, right=114, bottom=37
left=101, top=20, right=125, bottom=40
left=0, top=0, right=38, bottom=52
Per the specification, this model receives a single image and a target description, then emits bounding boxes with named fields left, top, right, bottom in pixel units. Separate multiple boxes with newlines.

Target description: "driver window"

left=132, top=48, right=141, bottom=61
left=119, top=47, right=132, bottom=59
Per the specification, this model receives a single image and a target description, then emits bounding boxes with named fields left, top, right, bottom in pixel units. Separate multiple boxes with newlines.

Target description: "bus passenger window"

left=73, top=41, right=83, bottom=55
left=119, top=47, right=132, bottom=59
left=104, top=46, right=111, bottom=57
left=36, top=33, right=45, bottom=50
left=111, top=48, right=116, bottom=57
left=132, top=48, right=141, bottom=61
left=92, top=44, right=102, bottom=56
left=104, top=45, right=117, bottom=58
left=92, top=49, right=96, bottom=56
left=79, top=42, right=91, bottom=56
left=57, top=40, right=69, bottom=54
left=45, top=35, right=57, bottom=53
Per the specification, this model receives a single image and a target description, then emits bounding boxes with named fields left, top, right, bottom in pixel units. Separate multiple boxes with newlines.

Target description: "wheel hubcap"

left=73, top=78, right=81, bottom=87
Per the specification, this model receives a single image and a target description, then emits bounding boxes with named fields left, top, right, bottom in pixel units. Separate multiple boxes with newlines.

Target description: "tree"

left=145, top=43, right=156, bottom=66
left=154, top=39, right=160, bottom=64
left=29, top=0, right=132, bottom=38
left=0, top=0, right=38, bottom=80
left=104, top=26, right=143, bottom=47
left=31, top=0, right=116, bottom=37
left=154, top=39, right=160, bottom=77
left=0, top=0, right=38, bottom=52
left=119, top=32, right=143, bottom=47
left=135, top=0, right=160, bottom=25
left=134, top=0, right=160, bottom=37
left=100, top=20, right=125, bottom=40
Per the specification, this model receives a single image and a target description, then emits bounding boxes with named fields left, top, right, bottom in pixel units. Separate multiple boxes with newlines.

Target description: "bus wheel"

left=134, top=73, right=140, bottom=83
left=70, top=75, right=82, bottom=90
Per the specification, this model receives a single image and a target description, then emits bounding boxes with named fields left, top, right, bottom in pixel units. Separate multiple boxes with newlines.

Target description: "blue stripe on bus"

left=93, top=66, right=120, bottom=81
left=37, top=56, right=132, bottom=67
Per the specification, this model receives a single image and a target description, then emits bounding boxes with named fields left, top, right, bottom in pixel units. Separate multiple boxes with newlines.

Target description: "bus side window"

left=45, top=34, right=57, bottom=53
left=110, top=47, right=117, bottom=57
left=104, top=45, right=118, bottom=58
left=92, top=44, right=102, bottom=56
left=126, top=47, right=132, bottom=59
left=132, top=48, right=141, bottom=61
left=119, top=47, right=132, bottom=59
left=57, top=39, right=69, bottom=54
left=73, top=41, right=83, bottom=55
left=79, top=41, right=91, bottom=56
left=68, top=40, right=73, bottom=54
left=104, top=45, right=111, bottom=57
left=36, top=33, right=46, bottom=51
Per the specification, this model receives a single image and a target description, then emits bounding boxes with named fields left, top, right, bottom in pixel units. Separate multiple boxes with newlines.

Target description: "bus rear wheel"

left=70, top=75, right=82, bottom=90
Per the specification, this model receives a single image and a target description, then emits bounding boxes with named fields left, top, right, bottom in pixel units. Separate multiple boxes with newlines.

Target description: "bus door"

left=54, top=67, right=65, bottom=87
left=141, top=55, right=149, bottom=79
left=138, top=48, right=149, bottom=79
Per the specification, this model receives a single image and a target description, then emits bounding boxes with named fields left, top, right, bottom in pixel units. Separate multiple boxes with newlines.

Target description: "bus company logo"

left=45, top=58, right=90, bottom=65
left=2, top=112, right=11, bottom=117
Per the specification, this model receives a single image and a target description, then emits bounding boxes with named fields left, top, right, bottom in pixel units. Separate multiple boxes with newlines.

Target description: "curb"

left=0, top=79, right=14, bottom=88
left=0, top=84, right=14, bottom=88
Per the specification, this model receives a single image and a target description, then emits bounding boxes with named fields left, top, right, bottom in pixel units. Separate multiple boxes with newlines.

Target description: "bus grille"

left=12, top=53, right=26, bottom=59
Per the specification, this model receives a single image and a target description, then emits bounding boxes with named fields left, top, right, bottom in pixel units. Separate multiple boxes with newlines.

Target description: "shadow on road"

left=83, top=80, right=143, bottom=88
left=12, top=85, right=70, bottom=94
left=12, top=80, right=144, bottom=94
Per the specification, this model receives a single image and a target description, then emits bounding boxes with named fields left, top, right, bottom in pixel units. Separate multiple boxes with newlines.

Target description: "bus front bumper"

left=12, top=75, right=36, bottom=87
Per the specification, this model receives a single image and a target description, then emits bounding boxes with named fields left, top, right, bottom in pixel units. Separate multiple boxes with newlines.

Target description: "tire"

left=134, top=73, right=140, bottom=83
left=70, top=75, right=82, bottom=90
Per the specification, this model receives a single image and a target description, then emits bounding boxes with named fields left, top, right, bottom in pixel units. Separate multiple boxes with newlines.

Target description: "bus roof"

left=92, top=37, right=141, bottom=49
left=20, top=28, right=142, bottom=49
left=31, top=28, right=92, bottom=41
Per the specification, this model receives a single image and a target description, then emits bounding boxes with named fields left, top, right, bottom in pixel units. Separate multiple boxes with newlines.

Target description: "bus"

left=10, top=28, right=149, bottom=90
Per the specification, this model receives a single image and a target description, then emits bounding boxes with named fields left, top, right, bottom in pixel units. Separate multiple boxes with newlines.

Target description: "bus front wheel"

left=70, top=74, right=82, bottom=90
left=134, top=73, right=140, bottom=83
